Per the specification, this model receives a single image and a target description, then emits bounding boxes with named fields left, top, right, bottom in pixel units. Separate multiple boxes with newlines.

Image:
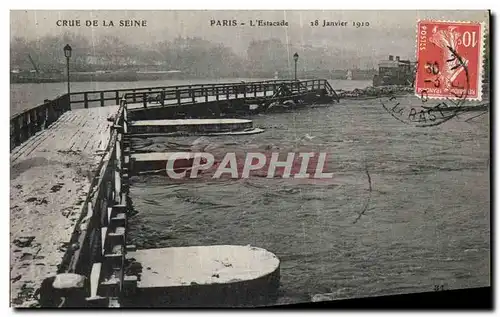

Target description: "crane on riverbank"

left=27, top=54, right=40, bottom=74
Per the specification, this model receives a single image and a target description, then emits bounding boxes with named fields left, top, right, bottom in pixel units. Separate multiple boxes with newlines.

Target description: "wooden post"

left=114, top=139, right=122, bottom=205
left=21, top=113, right=29, bottom=142
left=50, top=101, right=57, bottom=124
left=190, top=86, right=195, bottom=103
left=63, top=94, right=68, bottom=112
left=54, top=96, right=61, bottom=119
left=43, top=105, right=48, bottom=129
left=205, top=87, right=208, bottom=103
left=83, top=92, right=89, bottom=109
left=63, top=94, right=69, bottom=112
left=132, top=90, right=136, bottom=103
left=226, top=86, right=230, bottom=100
left=32, top=109, right=38, bottom=134
left=142, top=93, right=147, bottom=108
left=35, top=108, right=41, bottom=132
left=176, top=88, right=181, bottom=105
left=161, top=90, right=165, bottom=107
left=36, top=106, right=44, bottom=132
left=44, top=105, right=51, bottom=128
left=13, top=118, right=21, bottom=146
left=29, top=109, right=36, bottom=135
left=26, top=111, right=32, bottom=137
left=99, top=92, right=104, bottom=107
left=115, top=91, right=120, bottom=105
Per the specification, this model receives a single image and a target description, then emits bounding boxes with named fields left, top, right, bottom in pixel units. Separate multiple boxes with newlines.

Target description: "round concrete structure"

left=124, top=245, right=280, bottom=307
left=130, top=118, right=255, bottom=135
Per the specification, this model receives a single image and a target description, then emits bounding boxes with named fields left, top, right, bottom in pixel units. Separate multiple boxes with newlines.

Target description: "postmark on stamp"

left=415, top=20, right=485, bottom=101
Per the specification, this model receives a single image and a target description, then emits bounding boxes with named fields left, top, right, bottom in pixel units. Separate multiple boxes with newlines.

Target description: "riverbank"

left=11, top=71, right=376, bottom=84
left=11, top=71, right=188, bottom=84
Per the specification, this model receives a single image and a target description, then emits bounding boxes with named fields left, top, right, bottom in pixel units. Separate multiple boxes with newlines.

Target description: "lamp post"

left=293, top=52, right=299, bottom=81
left=63, top=44, right=72, bottom=97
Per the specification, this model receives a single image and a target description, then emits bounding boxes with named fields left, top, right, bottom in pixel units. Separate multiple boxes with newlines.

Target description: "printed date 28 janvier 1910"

left=310, top=20, right=370, bottom=27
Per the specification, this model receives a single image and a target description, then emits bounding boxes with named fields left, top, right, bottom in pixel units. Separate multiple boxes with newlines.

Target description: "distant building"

left=373, top=55, right=415, bottom=86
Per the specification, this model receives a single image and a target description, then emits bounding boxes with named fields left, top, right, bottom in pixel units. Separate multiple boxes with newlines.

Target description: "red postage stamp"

left=415, top=20, right=485, bottom=101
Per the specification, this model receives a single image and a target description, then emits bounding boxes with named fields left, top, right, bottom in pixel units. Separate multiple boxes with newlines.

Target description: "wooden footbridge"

left=125, top=79, right=338, bottom=120
left=10, top=79, right=337, bottom=307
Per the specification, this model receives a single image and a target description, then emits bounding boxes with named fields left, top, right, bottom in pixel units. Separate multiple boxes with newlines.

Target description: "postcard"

left=10, top=10, right=490, bottom=308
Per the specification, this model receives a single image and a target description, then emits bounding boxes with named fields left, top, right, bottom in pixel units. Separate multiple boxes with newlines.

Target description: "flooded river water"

left=127, top=94, right=490, bottom=305
left=11, top=79, right=489, bottom=305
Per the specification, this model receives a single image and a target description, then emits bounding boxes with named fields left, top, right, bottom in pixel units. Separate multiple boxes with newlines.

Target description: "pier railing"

left=10, top=94, right=71, bottom=150
left=53, top=94, right=134, bottom=307
left=10, top=79, right=337, bottom=150
left=123, top=79, right=336, bottom=107
left=25, top=79, right=338, bottom=306
left=67, top=79, right=302, bottom=109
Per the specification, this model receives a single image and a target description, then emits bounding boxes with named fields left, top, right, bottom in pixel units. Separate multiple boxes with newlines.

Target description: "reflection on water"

left=127, top=95, right=490, bottom=305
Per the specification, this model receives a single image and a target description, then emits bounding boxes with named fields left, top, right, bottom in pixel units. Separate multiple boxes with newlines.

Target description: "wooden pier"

left=10, top=79, right=338, bottom=307
left=10, top=106, right=119, bottom=307
left=125, top=79, right=339, bottom=120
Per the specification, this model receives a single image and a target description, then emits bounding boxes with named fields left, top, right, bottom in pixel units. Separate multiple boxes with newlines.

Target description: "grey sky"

left=11, top=10, right=488, bottom=65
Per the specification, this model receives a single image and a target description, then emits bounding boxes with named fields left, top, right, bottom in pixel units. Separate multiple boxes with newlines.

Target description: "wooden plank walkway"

left=10, top=106, right=119, bottom=307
